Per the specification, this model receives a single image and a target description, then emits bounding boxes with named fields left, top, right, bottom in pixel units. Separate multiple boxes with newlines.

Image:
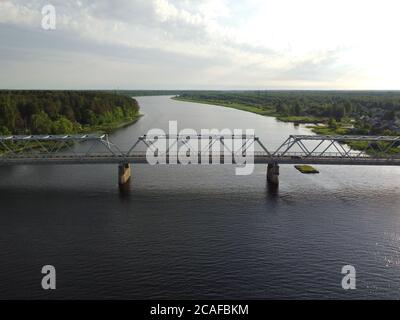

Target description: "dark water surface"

left=1, top=96, right=400, bottom=299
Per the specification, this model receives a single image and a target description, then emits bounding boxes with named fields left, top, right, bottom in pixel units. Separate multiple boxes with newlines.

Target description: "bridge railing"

left=0, top=134, right=399, bottom=161
left=2, top=151, right=400, bottom=160
left=0, top=134, right=123, bottom=158
left=273, top=135, right=400, bottom=159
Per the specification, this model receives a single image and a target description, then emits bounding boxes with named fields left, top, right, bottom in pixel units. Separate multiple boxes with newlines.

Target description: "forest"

left=176, top=91, right=400, bottom=135
left=0, top=91, right=140, bottom=135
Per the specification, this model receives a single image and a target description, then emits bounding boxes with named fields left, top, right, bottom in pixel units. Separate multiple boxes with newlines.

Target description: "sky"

left=0, top=0, right=400, bottom=90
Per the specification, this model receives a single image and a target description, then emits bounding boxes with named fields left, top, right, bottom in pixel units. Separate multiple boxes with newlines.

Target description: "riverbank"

left=80, top=113, right=143, bottom=134
left=172, top=96, right=275, bottom=116
left=172, top=95, right=399, bottom=154
left=173, top=96, right=340, bottom=132
left=0, top=91, right=142, bottom=136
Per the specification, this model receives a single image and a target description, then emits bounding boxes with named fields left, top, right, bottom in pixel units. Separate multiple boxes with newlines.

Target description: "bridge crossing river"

left=0, top=134, right=399, bottom=186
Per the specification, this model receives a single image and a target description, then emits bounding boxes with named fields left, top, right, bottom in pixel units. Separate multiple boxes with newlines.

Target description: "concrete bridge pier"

left=118, top=163, right=131, bottom=186
left=267, top=163, right=280, bottom=185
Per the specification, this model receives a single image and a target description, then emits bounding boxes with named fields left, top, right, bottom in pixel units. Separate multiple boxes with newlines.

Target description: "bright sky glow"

left=0, top=0, right=399, bottom=89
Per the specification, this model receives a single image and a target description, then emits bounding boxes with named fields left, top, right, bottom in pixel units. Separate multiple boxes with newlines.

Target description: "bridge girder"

left=273, top=135, right=400, bottom=159
left=0, top=134, right=399, bottom=163
left=126, top=134, right=269, bottom=157
left=0, top=134, right=121, bottom=157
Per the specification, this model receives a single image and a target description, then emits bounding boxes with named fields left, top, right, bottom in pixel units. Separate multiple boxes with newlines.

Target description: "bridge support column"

left=267, top=163, right=279, bottom=185
left=118, top=163, right=131, bottom=185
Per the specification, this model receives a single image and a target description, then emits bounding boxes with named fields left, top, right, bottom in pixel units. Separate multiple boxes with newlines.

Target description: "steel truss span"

left=0, top=134, right=399, bottom=166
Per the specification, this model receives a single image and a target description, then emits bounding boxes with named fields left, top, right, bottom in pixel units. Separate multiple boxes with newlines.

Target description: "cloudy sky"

left=1, top=0, right=400, bottom=90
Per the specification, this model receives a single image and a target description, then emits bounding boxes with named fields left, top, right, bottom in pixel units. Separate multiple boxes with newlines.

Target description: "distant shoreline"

left=172, top=95, right=324, bottom=127
left=81, top=113, right=143, bottom=134
left=171, top=95, right=399, bottom=154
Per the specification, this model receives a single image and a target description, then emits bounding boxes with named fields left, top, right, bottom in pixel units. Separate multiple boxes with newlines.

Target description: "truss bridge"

left=0, top=134, right=399, bottom=186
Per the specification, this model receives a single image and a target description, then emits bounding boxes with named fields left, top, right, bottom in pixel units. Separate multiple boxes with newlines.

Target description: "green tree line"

left=178, top=90, right=400, bottom=121
left=0, top=91, right=140, bottom=135
left=177, top=91, right=400, bottom=135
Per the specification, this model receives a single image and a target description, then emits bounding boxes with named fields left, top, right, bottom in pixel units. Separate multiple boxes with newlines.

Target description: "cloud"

left=0, top=0, right=398, bottom=89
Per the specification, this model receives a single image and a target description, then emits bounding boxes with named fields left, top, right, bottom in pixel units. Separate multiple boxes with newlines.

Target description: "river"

left=0, top=96, right=400, bottom=299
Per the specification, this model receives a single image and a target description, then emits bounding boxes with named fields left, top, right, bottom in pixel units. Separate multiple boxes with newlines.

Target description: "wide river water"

left=1, top=96, right=400, bottom=299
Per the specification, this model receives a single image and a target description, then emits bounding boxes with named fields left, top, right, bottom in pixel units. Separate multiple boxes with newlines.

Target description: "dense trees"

left=178, top=91, right=400, bottom=120
left=0, top=91, right=140, bottom=135
left=177, top=91, right=400, bottom=134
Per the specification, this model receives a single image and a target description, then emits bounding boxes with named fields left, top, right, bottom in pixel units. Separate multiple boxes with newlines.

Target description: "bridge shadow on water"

left=118, top=180, right=132, bottom=200
left=266, top=182, right=279, bottom=200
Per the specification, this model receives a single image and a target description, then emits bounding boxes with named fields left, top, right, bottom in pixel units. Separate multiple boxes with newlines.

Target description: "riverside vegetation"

left=174, top=91, right=400, bottom=154
left=0, top=90, right=141, bottom=135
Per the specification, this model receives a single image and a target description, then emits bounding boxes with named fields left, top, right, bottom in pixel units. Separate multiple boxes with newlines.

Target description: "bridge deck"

left=0, top=134, right=399, bottom=167
left=1, top=152, right=399, bottom=166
